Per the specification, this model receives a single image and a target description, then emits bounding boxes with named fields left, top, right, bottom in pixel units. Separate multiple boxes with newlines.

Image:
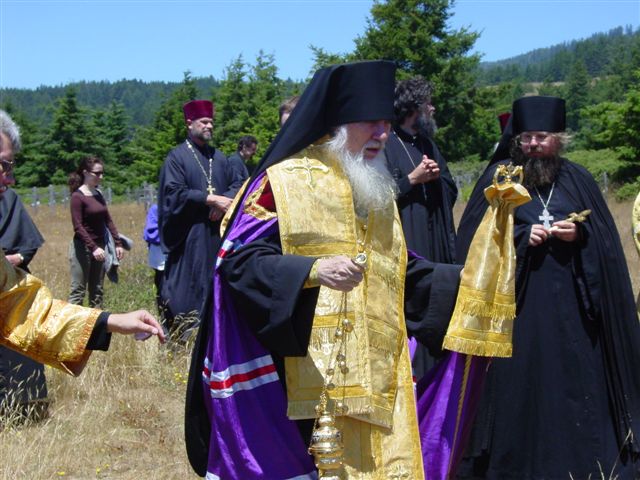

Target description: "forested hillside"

left=1, top=1, right=638, bottom=198
left=1, top=76, right=219, bottom=126
left=477, top=26, right=639, bottom=85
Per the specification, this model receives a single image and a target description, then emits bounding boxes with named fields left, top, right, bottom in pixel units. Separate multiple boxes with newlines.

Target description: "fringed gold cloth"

left=443, top=164, right=531, bottom=357
left=0, top=255, right=99, bottom=375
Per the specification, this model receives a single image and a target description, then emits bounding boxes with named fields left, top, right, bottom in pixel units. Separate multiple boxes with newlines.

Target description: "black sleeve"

left=431, top=141, right=458, bottom=207
left=17, top=247, right=38, bottom=267
left=404, top=256, right=462, bottom=354
left=86, top=312, right=112, bottom=351
left=218, top=234, right=320, bottom=357
left=159, top=150, right=209, bottom=252
left=222, top=155, right=248, bottom=198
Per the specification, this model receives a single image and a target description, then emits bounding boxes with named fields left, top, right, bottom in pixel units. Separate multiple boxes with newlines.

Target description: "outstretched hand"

left=317, top=255, right=365, bottom=292
left=107, top=310, right=166, bottom=343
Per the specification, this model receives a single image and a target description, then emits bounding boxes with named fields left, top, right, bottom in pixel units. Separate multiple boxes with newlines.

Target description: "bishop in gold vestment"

left=185, top=61, right=462, bottom=480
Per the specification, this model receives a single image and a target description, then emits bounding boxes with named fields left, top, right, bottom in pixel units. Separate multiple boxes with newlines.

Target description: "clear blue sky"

left=0, top=0, right=638, bottom=89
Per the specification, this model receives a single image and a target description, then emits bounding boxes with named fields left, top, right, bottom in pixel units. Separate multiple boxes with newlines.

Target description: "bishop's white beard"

left=326, top=125, right=398, bottom=219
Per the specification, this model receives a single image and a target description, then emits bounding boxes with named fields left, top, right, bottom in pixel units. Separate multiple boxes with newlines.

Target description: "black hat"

left=512, top=96, right=566, bottom=135
left=250, top=60, right=396, bottom=178
left=489, top=114, right=513, bottom=166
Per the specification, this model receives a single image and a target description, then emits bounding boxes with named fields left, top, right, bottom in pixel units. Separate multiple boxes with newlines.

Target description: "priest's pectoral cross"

left=539, top=208, right=554, bottom=229
left=207, top=184, right=216, bottom=195
left=284, top=156, right=329, bottom=188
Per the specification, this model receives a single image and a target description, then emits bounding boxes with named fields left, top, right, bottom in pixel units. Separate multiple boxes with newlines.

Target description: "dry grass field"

left=0, top=203, right=197, bottom=479
left=1, top=197, right=639, bottom=479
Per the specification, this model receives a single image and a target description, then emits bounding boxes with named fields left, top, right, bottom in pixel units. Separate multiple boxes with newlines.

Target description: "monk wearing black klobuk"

left=457, top=96, right=640, bottom=479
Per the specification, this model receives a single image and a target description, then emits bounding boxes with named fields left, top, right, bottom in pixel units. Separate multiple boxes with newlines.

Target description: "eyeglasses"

left=89, top=170, right=104, bottom=177
left=519, top=133, right=551, bottom=144
left=0, top=159, right=15, bottom=174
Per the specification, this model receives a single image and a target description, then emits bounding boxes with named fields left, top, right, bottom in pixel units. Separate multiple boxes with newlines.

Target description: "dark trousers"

left=68, top=237, right=105, bottom=308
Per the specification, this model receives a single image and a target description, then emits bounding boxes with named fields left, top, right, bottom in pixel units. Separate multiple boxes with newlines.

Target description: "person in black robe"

left=158, top=100, right=244, bottom=336
left=456, top=96, right=640, bottom=479
left=0, top=186, right=48, bottom=420
left=227, top=135, right=257, bottom=182
left=184, top=61, right=463, bottom=478
left=0, top=110, right=165, bottom=401
left=385, top=76, right=457, bottom=264
left=384, top=76, right=458, bottom=380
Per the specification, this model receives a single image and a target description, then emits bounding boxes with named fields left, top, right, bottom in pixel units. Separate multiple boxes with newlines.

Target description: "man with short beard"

left=385, top=76, right=458, bottom=380
left=184, top=61, right=465, bottom=480
left=457, top=96, right=640, bottom=479
left=158, top=100, right=244, bottom=335
left=385, top=76, right=457, bottom=264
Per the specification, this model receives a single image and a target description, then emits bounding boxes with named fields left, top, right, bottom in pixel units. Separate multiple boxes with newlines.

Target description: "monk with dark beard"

left=456, top=96, right=640, bottom=479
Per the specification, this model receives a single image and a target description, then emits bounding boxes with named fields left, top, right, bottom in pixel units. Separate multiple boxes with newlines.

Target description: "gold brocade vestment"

left=265, top=146, right=424, bottom=479
left=0, top=255, right=99, bottom=375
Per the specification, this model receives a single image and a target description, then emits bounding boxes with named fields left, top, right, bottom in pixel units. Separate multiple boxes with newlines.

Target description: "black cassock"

left=0, top=188, right=47, bottom=409
left=158, top=141, right=243, bottom=323
left=456, top=159, right=640, bottom=479
left=385, top=128, right=458, bottom=379
left=385, top=128, right=457, bottom=263
left=184, top=229, right=462, bottom=475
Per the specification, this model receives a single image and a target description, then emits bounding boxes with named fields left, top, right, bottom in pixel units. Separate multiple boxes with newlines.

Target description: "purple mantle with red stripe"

left=202, top=172, right=488, bottom=479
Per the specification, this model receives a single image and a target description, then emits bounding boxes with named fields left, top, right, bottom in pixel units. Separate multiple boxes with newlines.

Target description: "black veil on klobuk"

left=185, top=60, right=397, bottom=475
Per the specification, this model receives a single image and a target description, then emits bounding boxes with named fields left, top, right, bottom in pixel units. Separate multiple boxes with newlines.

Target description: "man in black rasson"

left=457, top=96, right=640, bottom=479
left=158, top=100, right=244, bottom=335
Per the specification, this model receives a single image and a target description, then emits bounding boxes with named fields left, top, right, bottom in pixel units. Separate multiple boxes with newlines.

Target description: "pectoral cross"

left=539, top=208, right=554, bottom=229
left=207, top=184, right=216, bottom=195
left=284, top=156, right=329, bottom=188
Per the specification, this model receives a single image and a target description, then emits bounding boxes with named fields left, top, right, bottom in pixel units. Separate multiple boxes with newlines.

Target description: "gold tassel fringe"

left=442, top=335, right=513, bottom=358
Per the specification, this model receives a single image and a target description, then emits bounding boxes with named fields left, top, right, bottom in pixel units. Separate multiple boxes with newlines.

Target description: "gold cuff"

left=303, top=260, right=321, bottom=289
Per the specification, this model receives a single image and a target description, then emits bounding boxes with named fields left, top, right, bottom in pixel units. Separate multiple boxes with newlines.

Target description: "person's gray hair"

left=0, top=110, right=21, bottom=153
left=554, top=132, right=572, bottom=151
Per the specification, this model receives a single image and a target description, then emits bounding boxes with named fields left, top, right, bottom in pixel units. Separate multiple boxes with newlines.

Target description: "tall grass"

left=1, top=197, right=639, bottom=479
left=0, top=203, right=195, bottom=479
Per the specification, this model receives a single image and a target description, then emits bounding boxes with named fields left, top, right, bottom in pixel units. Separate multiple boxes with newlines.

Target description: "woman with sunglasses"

left=68, top=156, right=124, bottom=307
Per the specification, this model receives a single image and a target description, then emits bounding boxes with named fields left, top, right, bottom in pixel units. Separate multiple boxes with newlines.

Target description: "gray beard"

left=326, top=127, right=397, bottom=219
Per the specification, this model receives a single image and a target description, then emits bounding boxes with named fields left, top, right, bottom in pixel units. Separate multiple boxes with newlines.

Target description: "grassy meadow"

left=0, top=197, right=639, bottom=479
left=0, top=203, right=196, bottom=479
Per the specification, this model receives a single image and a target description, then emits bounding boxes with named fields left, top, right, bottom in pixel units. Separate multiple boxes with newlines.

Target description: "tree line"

left=1, top=0, right=639, bottom=197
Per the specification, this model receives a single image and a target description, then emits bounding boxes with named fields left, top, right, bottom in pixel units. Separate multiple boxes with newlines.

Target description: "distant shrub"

left=566, top=148, right=625, bottom=179
left=615, top=177, right=640, bottom=201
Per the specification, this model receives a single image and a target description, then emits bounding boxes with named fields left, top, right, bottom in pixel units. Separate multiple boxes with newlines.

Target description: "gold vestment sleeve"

left=0, top=255, right=99, bottom=376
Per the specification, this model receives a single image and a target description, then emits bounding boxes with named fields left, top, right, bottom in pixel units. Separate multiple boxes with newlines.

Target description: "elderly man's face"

left=187, top=117, right=214, bottom=143
left=519, top=131, right=559, bottom=158
left=345, top=120, right=391, bottom=160
left=0, top=132, right=16, bottom=197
